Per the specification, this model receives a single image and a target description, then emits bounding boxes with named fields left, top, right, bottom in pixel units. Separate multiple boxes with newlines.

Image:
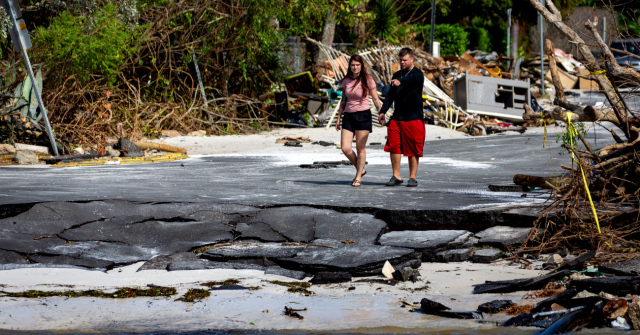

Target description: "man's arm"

left=378, top=84, right=396, bottom=116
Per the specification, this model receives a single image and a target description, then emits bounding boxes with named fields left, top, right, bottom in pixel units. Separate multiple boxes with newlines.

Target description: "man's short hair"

left=398, top=47, right=414, bottom=58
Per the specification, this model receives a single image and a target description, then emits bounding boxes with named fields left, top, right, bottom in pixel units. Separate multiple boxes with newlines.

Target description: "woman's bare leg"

left=341, top=129, right=357, bottom=167
left=354, top=130, right=369, bottom=182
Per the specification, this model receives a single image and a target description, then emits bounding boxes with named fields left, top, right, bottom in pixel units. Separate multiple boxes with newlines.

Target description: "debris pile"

left=306, top=37, right=532, bottom=136
left=517, top=0, right=640, bottom=259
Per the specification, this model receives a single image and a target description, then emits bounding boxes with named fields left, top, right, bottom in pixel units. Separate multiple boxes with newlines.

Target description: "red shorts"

left=384, top=119, right=425, bottom=157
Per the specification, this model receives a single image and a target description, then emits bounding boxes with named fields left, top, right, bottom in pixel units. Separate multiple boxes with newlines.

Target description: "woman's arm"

left=335, top=99, right=346, bottom=131
left=369, top=88, right=382, bottom=112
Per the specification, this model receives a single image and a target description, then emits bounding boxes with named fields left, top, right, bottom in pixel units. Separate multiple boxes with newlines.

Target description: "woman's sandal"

left=352, top=179, right=361, bottom=187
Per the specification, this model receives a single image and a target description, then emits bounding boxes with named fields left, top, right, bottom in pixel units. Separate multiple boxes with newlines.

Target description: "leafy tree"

left=618, top=8, right=640, bottom=37
left=33, top=3, right=141, bottom=86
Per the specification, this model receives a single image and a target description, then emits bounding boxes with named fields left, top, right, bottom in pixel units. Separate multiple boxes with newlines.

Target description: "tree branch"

left=585, top=18, right=640, bottom=85
left=527, top=0, right=631, bottom=140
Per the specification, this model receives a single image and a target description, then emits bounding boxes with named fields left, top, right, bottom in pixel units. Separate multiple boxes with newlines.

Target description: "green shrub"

left=465, top=26, right=491, bottom=52
left=33, top=3, right=141, bottom=86
left=422, top=24, right=469, bottom=56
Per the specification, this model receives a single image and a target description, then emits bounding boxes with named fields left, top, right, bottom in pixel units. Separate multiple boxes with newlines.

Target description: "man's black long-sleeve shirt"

left=379, top=67, right=425, bottom=122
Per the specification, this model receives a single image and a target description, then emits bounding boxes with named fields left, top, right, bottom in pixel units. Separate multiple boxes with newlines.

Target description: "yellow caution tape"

left=542, top=111, right=547, bottom=149
left=566, top=112, right=604, bottom=238
left=590, top=70, right=622, bottom=106
left=51, top=153, right=189, bottom=167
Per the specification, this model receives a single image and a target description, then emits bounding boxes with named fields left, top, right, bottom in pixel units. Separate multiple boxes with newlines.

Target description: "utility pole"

left=429, top=0, right=435, bottom=54
left=539, top=0, right=545, bottom=97
left=1, top=0, right=59, bottom=155
left=507, top=8, right=512, bottom=63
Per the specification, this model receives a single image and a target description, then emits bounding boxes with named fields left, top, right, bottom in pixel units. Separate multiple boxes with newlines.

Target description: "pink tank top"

left=342, top=75, right=376, bottom=113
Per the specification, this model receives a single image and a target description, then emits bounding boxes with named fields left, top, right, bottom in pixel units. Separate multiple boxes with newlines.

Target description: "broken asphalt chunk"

left=378, top=230, right=471, bottom=260
left=475, top=226, right=532, bottom=249
left=278, top=244, right=419, bottom=276
left=436, top=311, right=483, bottom=319
left=250, top=207, right=325, bottom=242
left=436, top=248, right=472, bottom=262
left=419, top=298, right=451, bottom=314
left=471, top=248, right=502, bottom=263
left=59, top=217, right=233, bottom=256
left=202, top=241, right=305, bottom=261
left=310, top=271, right=352, bottom=284
left=265, top=266, right=307, bottom=280
left=0, top=250, right=29, bottom=264
left=235, top=222, right=287, bottom=242
left=313, top=212, right=387, bottom=245
left=598, top=255, right=640, bottom=276
left=28, top=254, right=114, bottom=269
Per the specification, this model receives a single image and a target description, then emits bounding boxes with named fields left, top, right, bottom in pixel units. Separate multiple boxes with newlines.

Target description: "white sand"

left=0, top=260, right=547, bottom=332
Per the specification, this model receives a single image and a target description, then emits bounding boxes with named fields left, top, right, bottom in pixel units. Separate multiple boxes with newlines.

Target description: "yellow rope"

left=566, top=112, right=603, bottom=236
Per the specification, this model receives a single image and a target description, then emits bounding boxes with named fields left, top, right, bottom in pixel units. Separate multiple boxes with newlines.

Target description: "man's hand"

left=378, top=113, right=386, bottom=126
left=391, top=79, right=401, bottom=86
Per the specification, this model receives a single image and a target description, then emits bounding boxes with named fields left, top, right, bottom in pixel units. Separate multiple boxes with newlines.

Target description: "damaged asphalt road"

left=1, top=201, right=533, bottom=275
left=0, top=133, right=600, bottom=209
left=0, top=133, right=615, bottom=275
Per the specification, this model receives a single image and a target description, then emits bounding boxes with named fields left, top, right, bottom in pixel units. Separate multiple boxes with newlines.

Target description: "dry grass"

left=505, top=304, right=535, bottom=315
left=523, top=282, right=566, bottom=300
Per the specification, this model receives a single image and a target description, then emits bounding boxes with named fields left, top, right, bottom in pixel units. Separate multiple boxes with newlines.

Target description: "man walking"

left=378, top=47, right=425, bottom=187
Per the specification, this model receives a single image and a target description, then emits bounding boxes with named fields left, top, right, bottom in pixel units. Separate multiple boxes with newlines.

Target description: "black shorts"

left=342, top=110, right=372, bottom=133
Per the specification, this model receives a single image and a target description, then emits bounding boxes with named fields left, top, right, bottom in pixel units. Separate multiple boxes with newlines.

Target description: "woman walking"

left=335, top=55, right=382, bottom=187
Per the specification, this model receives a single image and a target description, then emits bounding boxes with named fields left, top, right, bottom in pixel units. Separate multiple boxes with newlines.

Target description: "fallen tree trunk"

left=134, top=141, right=187, bottom=154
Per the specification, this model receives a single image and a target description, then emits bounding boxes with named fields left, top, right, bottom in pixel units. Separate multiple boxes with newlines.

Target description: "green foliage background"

left=33, top=3, right=141, bottom=86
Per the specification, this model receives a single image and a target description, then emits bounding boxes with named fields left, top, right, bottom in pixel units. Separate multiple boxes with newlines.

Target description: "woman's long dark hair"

left=343, top=54, right=371, bottom=97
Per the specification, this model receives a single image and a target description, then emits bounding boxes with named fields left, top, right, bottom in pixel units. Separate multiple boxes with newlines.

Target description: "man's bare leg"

left=408, top=156, right=419, bottom=179
left=391, top=153, right=402, bottom=180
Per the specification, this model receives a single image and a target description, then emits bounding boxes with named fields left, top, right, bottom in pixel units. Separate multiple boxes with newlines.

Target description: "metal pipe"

left=6, top=1, right=58, bottom=156
left=191, top=49, right=208, bottom=108
left=429, top=0, right=435, bottom=54
left=539, top=0, right=545, bottom=97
